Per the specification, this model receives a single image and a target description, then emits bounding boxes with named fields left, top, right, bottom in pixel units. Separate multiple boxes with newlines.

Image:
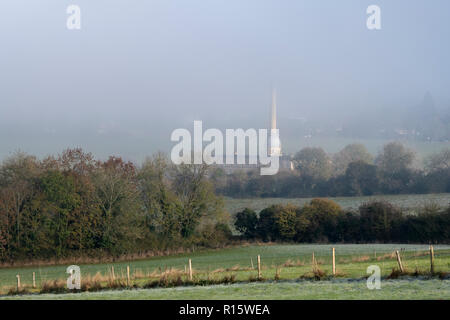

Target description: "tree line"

left=235, top=199, right=450, bottom=243
left=213, top=142, right=450, bottom=198
left=1, top=144, right=449, bottom=262
left=0, top=149, right=231, bottom=261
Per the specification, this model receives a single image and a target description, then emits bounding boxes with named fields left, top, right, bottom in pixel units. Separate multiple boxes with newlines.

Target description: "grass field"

left=2, top=279, right=449, bottom=300
left=225, top=193, right=450, bottom=215
left=1, top=244, right=449, bottom=299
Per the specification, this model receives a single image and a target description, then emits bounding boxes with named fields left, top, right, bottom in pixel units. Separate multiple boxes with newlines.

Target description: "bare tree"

left=425, top=148, right=450, bottom=172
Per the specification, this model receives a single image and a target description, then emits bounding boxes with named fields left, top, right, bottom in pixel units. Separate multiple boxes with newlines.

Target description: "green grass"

left=225, top=193, right=450, bottom=215
left=1, top=244, right=449, bottom=297
left=2, top=279, right=449, bottom=300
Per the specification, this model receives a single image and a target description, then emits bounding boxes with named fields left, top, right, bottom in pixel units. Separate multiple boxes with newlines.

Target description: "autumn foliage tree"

left=0, top=149, right=230, bottom=261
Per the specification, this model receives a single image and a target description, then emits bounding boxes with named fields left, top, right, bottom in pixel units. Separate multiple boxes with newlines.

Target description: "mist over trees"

left=213, top=143, right=450, bottom=198
left=329, top=93, right=450, bottom=142
left=293, top=147, right=332, bottom=180
left=333, top=144, right=374, bottom=176
left=425, top=148, right=450, bottom=172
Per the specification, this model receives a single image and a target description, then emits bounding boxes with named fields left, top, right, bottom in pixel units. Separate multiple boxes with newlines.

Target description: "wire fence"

left=2, top=244, right=450, bottom=294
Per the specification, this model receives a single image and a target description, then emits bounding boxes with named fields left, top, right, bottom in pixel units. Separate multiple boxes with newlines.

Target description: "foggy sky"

left=1, top=0, right=449, bottom=162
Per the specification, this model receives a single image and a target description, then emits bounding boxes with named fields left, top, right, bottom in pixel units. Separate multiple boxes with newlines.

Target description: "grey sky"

left=1, top=0, right=449, bottom=161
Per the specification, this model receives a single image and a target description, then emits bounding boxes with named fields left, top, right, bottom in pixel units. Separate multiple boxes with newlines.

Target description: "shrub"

left=359, top=201, right=403, bottom=242
left=257, top=205, right=281, bottom=241
left=335, top=211, right=361, bottom=242
left=256, top=204, right=298, bottom=241
left=234, top=208, right=258, bottom=238
left=295, top=199, right=343, bottom=242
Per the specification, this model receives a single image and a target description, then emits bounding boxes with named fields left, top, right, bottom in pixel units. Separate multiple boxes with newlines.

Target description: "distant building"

left=216, top=89, right=293, bottom=173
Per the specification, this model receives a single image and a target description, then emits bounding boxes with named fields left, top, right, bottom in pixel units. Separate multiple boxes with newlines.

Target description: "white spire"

left=270, top=88, right=282, bottom=156
left=271, top=88, right=277, bottom=130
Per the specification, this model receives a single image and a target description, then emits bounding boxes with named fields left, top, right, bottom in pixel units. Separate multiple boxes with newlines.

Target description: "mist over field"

left=1, top=2, right=450, bottom=306
left=0, top=0, right=449, bottom=163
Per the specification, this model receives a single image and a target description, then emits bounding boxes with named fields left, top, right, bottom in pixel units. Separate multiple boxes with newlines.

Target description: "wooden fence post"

left=332, top=247, right=336, bottom=276
left=111, top=266, right=115, bottom=280
left=188, top=259, right=193, bottom=281
left=32, top=272, right=36, bottom=288
left=395, top=250, right=404, bottom=273
left=312, top=252, right=316, bottom=271
left=251, top=258, right=254, bottom=270
left=430, top=245, right=435, bottom=274
left=257, top=255, right=261, bottom=279
left=16, top=275, right=21, bottom=291
left=126, top=265, right=130, bottom=286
